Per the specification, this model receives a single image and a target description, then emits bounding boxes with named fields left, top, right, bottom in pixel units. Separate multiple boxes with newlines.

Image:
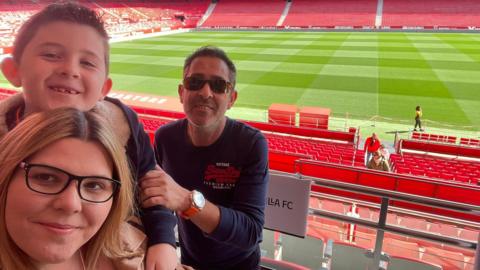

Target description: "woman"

left=379, top=144, right=390, bottom=161
left=0, top=108, right=144, bottom=269
left=366, top=151, right=390, bottom=172
left=414, top=105, right=423, bottom=131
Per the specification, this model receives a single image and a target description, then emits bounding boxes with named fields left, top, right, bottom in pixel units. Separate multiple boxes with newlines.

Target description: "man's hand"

left=146, top=243, right=178, bottom=270
left=140, top=166, right=191, bottom=212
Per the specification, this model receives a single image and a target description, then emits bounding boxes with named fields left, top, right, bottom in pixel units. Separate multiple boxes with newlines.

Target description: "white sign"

left=264, top=173, right=311, bottom=237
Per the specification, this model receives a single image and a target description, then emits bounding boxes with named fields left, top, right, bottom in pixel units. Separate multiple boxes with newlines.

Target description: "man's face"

left=4, top=21, right=111, bottom=115
left=179, top=56, right=237, bottom=129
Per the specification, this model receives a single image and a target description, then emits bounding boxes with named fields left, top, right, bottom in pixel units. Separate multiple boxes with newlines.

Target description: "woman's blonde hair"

left=0, top=108, right=134, bottom=269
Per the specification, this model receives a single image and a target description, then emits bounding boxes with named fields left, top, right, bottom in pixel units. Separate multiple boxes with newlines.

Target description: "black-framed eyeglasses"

left=183, top=76, right=232, bottom=94
left=20, top=162, right=121, bottom=203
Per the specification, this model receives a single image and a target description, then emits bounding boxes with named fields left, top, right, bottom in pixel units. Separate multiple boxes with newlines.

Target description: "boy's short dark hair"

left=183, top=46, right=237, bottom=88
left=13, top=1, right=110, bottom=72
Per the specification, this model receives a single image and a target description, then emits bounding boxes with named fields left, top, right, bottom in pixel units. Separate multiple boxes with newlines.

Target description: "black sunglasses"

left=183, top=76, right=232, bottom=94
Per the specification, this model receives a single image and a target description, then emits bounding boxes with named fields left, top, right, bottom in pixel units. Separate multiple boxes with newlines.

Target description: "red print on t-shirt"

left=204, top=163, right=240, bottom=190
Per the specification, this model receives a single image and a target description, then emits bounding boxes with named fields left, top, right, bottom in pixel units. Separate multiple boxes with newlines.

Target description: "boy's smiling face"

left=4, top=21, right=112, bottom=114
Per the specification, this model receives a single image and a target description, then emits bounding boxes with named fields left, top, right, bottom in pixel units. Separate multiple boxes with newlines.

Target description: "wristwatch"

left=181, top=190, right=205, bottom=219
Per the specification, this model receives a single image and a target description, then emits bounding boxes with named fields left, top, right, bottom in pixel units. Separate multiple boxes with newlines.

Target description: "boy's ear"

left=100, top=77, right=112, bottom=99
left=1, top=57, right=22, bottom=87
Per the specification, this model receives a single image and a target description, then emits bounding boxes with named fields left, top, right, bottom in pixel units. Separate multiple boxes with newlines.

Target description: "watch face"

left=192, top=190, right=206, bottom=208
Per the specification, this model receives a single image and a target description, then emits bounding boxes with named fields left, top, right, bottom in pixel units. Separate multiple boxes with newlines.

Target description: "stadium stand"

left=307, top=196, right=477, bottom=270
left=383, top=238, right=421, bottom=259
left=265, top=133, right=364, bottom=167
left=382, top=0, right=480, bottom=28
left=412, top=132, right=457, bottom=144
left=202, top=0, right=285, bottom=28
left=0, top=0, right=209, bottom=49
left=283, top=0, right=377, bottom=28
left=398, top=138, right=480, bottom=158
left=298, top=160, right=480, bottom=222
left=422, top=246, right=466, bottom=270
left=460, top=138, right=480, bottom=148
left=130, top=0, right=210, bottom=29
left=390, top=153, right=480, bottom=184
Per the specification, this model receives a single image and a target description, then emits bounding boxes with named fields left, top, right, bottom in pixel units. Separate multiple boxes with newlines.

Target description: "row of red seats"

left=412, top=132, right=457, bottom=144
left=201, top=0, right=480, bottom=28
left=265, top=133, right=365, bottom=166
left=140, top=116, right=171, bottom=132
left=390, top=154, right=480, bottom=185
left=284, top=0, right=377, bottom=27
left=308, top=197, right=477, bottom=270
left=460, top=138, right=480, bottom=148
left=310, top=197, right=478, bottom=243
left=139, top=115, right=367, bottom=168
left=412, top=132, right=480, bottom=149
left=202, top=0, right=285, bottom=27
left=382, top=0, right=480, bottom=28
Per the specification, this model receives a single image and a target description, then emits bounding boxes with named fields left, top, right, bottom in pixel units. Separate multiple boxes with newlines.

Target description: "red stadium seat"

left=383, top=238, right=420, bottom=259
left=422, top=246, right=465, bottom=270
left=412, top=132, right=421, bottom=139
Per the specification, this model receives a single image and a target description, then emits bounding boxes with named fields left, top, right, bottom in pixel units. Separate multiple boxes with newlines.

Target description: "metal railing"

left=294, top=171, right=479, bottom=269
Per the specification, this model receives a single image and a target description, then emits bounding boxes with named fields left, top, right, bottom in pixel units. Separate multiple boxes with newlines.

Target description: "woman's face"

left=5, top=138, right=113, bottom=265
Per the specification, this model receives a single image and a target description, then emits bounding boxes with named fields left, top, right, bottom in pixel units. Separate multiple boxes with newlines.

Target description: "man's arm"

left=204, top=135, right=269, bottom=250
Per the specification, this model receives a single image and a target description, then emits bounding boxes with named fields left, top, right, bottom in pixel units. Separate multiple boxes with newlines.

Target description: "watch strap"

left=180, top=191, right=202, bottom=219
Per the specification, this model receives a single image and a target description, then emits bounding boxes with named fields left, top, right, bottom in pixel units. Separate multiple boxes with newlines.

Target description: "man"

left=141, top=46, right=269, bottom=270
left=364, top=132, right=381, bottom=165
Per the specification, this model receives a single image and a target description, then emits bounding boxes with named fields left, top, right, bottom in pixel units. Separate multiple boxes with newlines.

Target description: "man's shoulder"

left=156, top=118, right=186, bottom=137
left=227, top=118, right=264, bottom=140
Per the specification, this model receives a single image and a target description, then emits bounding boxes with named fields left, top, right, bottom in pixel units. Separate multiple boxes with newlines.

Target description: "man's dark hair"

left=13, top=1, right=110, bottom=72
left=183, top=46, right=237, bottom=88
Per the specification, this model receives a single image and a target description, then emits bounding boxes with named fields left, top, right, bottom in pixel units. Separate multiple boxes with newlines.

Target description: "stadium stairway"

left=197, top=1, right=216, bottom=27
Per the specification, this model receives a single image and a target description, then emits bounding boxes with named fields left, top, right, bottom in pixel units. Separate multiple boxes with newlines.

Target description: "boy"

left=0, top=3, right=177, bottom=269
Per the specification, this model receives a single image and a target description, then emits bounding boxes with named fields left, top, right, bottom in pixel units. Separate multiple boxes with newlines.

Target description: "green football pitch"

left=2, top=31, right=479, bottom=136
left=107, top=31, right=480, bottom=132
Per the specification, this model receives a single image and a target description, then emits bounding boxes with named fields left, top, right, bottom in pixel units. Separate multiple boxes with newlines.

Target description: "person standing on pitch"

left=414, top=105, right=424, bottom=131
